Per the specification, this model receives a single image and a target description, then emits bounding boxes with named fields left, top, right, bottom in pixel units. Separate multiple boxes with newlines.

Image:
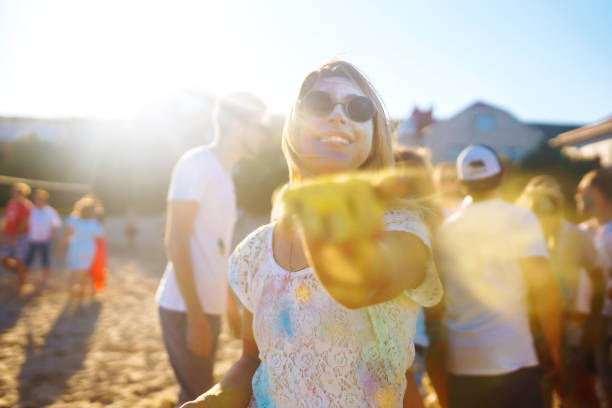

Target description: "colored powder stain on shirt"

left=362, top=374, right=375, bottom=392
left=361, top=372, right=378, bottom=402
left=253, top=366, right=275, bottom=408
left=279, top=306, right=293, bottom=337
left=374, top=385, right=395, bottom=408
left=294, top=283, right=311, bottom=302
left=367, top=307, right=401, bottom=377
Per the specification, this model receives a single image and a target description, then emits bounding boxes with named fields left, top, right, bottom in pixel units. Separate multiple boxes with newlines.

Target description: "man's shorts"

left=25, top=241, right=51, bottom=268
left=0, top=235, right=29, bottom=261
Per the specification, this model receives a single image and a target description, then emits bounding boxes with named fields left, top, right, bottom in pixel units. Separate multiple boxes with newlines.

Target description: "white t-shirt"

left=575, top=221, right=598, bottom=314
left=229, top=209, right=443, bottom=408
left=28, top=205, right=62, bottom=242
left=156, top=147, right=237, bottom=315
left=436, top=199, right=549, bottom=375
left=594, top=221, right=612, bottom=317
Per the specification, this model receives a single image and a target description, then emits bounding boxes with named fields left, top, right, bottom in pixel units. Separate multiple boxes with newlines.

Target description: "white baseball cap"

left=456, top=144, right=502, bottom=181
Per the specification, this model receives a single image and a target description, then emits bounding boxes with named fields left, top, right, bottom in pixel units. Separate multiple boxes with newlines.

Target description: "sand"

left=0, top=215, right=251, bottom=408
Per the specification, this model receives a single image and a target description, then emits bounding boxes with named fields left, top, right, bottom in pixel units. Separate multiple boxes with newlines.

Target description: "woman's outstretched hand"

left=280, top=169, right=409, bottom=243
left=278, top=170, right=418, bottom=308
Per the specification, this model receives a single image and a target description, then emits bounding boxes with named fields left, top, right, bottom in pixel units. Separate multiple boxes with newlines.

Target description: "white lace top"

left=229, top=209, right=442, bottom=408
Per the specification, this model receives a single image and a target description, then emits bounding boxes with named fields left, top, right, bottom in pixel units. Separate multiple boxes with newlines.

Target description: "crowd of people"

left=3, top=59, right=609, bottom=408
left=0, top=184, right=107, bottom=300
left=158, top=60, right=611, bottom=408
left=155, top=60, right=611, bottom=408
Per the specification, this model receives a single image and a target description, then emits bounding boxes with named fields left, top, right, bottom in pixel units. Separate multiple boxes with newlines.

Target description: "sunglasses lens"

left=346, top=96, right=375, bottom=122
left=302, top=91, right=333, bottom=117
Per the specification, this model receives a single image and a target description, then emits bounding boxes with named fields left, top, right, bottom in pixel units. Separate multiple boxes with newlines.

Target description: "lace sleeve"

left=383, top=208, right=443, bottom=307
left=228, top=224, right=270, bottom=312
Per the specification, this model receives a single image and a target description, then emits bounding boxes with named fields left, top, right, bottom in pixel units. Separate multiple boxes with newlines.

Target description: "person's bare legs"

left=16, top=262, right=27, bottom=296
left=78, top=269, right=91, bottom=300
left=68, top=270, right=78, bottom=296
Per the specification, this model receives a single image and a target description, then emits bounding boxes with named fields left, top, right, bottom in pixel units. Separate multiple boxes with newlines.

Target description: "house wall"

left=575, top=137, right=612, bottom=166
left=423, top=104, right=543, bottom=163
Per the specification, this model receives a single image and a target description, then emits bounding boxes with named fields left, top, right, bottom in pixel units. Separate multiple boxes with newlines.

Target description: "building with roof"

left=423, top=102, right=545, bottom=163
left=395, top=101, right=583, bottom=164
left=394, top=107, right=435, bottom=147
left=549, top=117, right=612, bottom=166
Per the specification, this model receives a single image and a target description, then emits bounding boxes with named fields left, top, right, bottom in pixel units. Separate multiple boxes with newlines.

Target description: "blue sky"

left=0, top=0, right=610, bottom=123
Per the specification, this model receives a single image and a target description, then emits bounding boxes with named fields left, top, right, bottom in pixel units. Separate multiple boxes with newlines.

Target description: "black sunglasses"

left=299, top=90, right=376, bottom=123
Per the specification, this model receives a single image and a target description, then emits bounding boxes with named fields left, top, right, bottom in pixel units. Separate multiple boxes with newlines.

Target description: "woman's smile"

left=292, top=77, right=373, bottom=175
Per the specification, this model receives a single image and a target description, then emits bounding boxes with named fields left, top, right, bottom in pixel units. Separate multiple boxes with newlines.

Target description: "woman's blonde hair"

left=524, top=175, right=562, bottom=193
left=393, top=146, right=443, bottom=232
left=12, top=182, right=31, bottom=197
left=516, top=176, right=565, bottom=218
left=72, top=196, right=97, bottom=219
left=282, top=60, right=394, bottom=184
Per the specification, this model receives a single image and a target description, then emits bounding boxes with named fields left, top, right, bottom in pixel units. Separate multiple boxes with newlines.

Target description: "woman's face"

left=290, top=76, right=374, bottom=177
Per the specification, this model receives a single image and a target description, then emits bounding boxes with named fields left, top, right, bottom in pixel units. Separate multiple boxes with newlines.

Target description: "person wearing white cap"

left=433, top=144, right=562, bottom=407
left=156, top=93, right=268, bottom=406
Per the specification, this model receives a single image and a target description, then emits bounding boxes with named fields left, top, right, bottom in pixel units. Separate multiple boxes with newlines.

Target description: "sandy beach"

left=0, top=215, right=258, bottom=408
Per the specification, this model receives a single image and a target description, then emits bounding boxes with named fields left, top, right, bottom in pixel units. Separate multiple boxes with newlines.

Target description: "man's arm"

left=50, top=208, right=62, bottom=241
left=182, top=309, right=260, bottom=408
left=226, top=284, right=242, bottom=338
left=165, top=200, right=212, bottom=357
left=54, top=224, right=73, bottom=254
left=520, top=256, right=562, bottom=371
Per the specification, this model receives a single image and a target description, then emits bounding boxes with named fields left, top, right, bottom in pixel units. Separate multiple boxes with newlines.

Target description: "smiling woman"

left=183, top=60, right=442, bottom=408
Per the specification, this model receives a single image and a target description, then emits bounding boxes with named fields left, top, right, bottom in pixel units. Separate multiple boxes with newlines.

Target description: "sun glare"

left=15, top=0, right=242, bottom=119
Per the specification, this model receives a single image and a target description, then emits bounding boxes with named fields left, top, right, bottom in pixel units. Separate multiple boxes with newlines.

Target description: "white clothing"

left=28, top=205, right=61, bottom=242
left=594, top=221, right=612, bottom=317
left=156, top=147, right=237, bottom=315
left=575, top=222, right=599, bottom=314
left=574, top=268, right=594, bottom=314
left=229, top=209, right=442, bottom=408
left=436, top=199, right=549, bottom=375
left=546, top=221, right=600, bottom=313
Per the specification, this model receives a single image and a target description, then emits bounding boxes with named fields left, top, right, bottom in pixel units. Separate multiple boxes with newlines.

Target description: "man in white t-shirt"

left=576, top=167, right=612, bottom=405
left=156, top=93, right=267, bottom=406
left=24, top=189, right=61, bottom=285
left=434, top=145, right=561, bottom=408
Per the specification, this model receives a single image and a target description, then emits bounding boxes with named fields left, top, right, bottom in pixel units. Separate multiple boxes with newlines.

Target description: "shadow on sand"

left=0, top=274, right=41, bottom=335
left=17, top=298, right=102, bottom=407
